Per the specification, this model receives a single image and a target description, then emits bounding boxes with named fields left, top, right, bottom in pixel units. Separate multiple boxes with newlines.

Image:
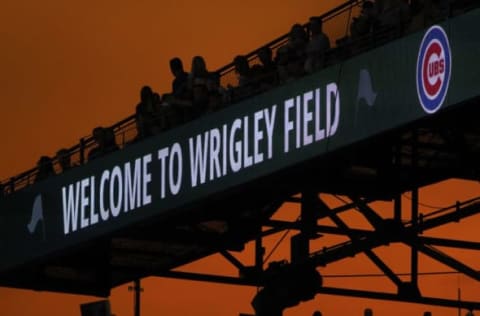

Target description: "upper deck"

left=1, top=0, right=480, bottom=298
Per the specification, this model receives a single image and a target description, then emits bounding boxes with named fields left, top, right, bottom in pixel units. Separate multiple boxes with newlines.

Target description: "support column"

left=411, top=129, right=419, bottom=288
left=291, top=191, right=316, bottom=263
left=255, top=236, right=264, bottom=272
left=129, top=279, right=142, bottom=316
left=411, top=187, right=419, bottom=286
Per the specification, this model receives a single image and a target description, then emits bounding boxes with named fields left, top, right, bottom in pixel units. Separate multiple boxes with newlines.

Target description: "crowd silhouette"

left=0, top=0, right=478, bottom=195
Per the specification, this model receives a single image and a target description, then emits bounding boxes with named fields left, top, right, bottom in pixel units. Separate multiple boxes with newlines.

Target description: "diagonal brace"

left=405, top=241, right=480, bottom=281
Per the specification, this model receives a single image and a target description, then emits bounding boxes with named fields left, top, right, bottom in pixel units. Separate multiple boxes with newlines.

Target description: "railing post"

left=9, top=177, right=15, bottom=193
left=80, top=138, right=86, bottom=165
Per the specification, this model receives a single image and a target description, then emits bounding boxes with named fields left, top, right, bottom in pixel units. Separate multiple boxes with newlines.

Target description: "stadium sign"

left=2, top=9, right=480, bottom=273
left=416, top=25, right=452, bottom=114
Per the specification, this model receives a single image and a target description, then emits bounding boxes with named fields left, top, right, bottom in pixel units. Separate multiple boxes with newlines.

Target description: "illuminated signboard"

left=1, top=9, right=480, bottom=272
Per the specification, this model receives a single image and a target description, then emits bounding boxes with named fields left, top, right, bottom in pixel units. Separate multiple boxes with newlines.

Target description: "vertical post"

left=255, top=236, right=263, bottom=272
left=394, top=194, right=402, bottom=222
left=133, top=279, right=142, bottom=316
left=292, top=191, right=316, bottom=263
left=9, top=177, right=15, bottom=194
left=457, top=286, right=461, bottom=316
left=80, top=138, right=86, bottom=165
left=411, top=186, right=419, bottom=286
left=128, top=279, right=143, bottom=316
left=393, top=141, right=402, bottom=222
left=301, top=190, right=316, bottom=237
left=411, top=129, right=419, bottom=286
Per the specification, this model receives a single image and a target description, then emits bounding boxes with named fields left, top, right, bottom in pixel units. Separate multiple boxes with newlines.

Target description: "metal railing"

left=1, top=0, right=478, bottom=195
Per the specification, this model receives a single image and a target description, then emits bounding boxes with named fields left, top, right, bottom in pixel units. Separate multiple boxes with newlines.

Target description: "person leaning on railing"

left=135, top=86, right=163, bottom=139
left=304, top=16, right=331, bottom=74
left=34, top=156, right=55, bottom=183
left=229, top=55, right=258, bottom=102
left=170, top=57, right=190, bottom=100
left=87, top=126, right=120, bottom=161
left=189, top=55, right=220, bottom=93
left=377, top=0, right=411, bottom=38
left=250, top=46, right=278, bottom=90
left=278, top=24, right=308, bottom=83
left=56, top=148, right=76, bottom=173
left=350, top=1, right=379, bottom=41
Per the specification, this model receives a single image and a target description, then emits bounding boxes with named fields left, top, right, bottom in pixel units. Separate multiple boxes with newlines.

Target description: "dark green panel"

left=1, top=9, right=480, bottom=272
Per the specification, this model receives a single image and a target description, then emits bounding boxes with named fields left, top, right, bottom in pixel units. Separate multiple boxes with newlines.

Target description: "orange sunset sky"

left=1, top=0, right=480, bottom=315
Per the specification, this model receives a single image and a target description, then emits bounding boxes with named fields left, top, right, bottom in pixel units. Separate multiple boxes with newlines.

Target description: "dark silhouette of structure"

left=1, top=2, right=480, bottom=316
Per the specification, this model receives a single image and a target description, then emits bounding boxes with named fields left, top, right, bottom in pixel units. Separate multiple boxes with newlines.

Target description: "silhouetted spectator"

left=135, top=86, right=161, bottom=138
left=169, top=83, right=210, bottom=123
left=377, top=0, right=410, bottom=37
left=207, top=90, right=223, bottom=113
left=231, top=55, right=256, bottom=100
left=258, top=46, right=275, bottom=71
left=312, top=311, right=323, bottom=316
left=170, top=57, right=190, bottom=100
left=56, top=148, right=74, bottom=173
left=408, top=0, right=427, bottom=32
left=234, top=55, right=254, bottom=87
left=189, top=55, right=219, bottom=92
left=34, top=156, right=55, bottom=183
left=364, top=308, right=373, bottom=316
left=251, top=46, right=277, bottom=88
left=424, top=0, right=450, bottom=24
left=350, top=1, right=379, bottom=40
left=88, top=127, right=119, bottom=161
left=104, top=127, right=118, bottom=149
left=276, top=24, right=308, bottom=83
left=286, top=23, right=308, bottom=78
left=152, top=92, right=170, bottom=131
left=305, top=16, right=331, bottom=73
left=424, top=312, right=432, bottom=316
left=191, top=83, right=210, bottom=118
left=276, top=45, right=291, bottom=83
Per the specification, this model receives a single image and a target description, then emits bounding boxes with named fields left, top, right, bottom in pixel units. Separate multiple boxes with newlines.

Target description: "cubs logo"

left=416, top=25, right=452, bottom=114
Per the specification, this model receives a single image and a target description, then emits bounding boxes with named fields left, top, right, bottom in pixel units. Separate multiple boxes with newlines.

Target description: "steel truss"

left=150, top=190, right=480, bottom=312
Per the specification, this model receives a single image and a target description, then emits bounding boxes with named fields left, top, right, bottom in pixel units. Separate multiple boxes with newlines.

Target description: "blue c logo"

left=416, top=25, right=452, bottom=114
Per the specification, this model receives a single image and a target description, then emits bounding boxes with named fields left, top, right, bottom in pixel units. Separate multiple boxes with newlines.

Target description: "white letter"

left=209, top=128, right=221, bottom=181
left=327, top=82, right=340, bottom=137
left=264, top=105, right=277, bottom=160
left=303, top=90, right=313, bottom=146
left=99, top=170, right=110, bottom=221
left=229, top=119, right=243, bottom=172
left=158, top=147, right=169, bottom=198
left=284, top=98, right=295, bottom=153
left=90, top=176, right=98, bottom=225
left=253, top=110, right=264, bottom=164
left=124, top=159, right=141, bottom=212
left=110, top=166, right=123, bottom=217
left=315, top=88, right=325, bottom=141
left=243, top=116, right=253, bottom=168
left=296, top=95, right=301, bottom=148
left=169, top=143, right=183, bottom=195
left=80, top=178, right=90, bottom=229
left=222, top=124, right=228, bottom=176
left=62, top=183, right=80, bottom=235
left=188, top=132, right=209, bottom=187
left=142, top=154, right=152, bottom=205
